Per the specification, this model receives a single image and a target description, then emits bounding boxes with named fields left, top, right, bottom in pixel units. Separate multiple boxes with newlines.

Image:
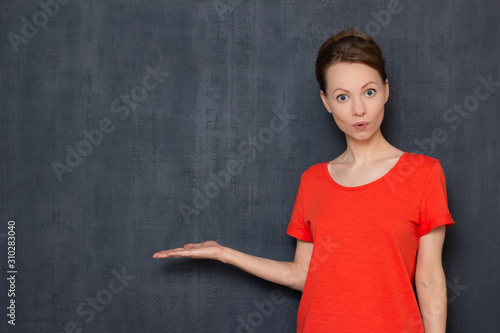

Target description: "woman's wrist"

left=218, top=246, right=233, bottom=264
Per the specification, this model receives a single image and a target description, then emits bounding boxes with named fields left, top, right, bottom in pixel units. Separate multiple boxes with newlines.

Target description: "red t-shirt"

left=286, top=152, right=455, bottom=332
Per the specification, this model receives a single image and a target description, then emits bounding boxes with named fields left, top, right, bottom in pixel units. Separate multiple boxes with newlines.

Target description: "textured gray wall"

left=1, top=0, right=499, bottom=332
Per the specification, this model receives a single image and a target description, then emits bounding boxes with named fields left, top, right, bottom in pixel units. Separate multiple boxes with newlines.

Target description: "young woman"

left=153, top=27, right=455, bottom=332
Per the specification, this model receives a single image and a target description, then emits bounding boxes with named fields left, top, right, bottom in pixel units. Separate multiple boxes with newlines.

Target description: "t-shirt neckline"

left=323, top=152, right=408, bottom=191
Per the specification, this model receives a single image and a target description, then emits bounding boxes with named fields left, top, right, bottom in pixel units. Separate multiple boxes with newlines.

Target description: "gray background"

left=1, top=0, right=499, bottom=332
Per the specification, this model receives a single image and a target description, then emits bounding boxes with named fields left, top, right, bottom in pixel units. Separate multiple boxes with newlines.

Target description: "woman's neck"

left=341, top=129, right=399, bottom=165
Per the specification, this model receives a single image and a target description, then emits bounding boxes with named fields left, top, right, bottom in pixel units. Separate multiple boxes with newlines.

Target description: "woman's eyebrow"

left=332, top=81, right=378, bottom=94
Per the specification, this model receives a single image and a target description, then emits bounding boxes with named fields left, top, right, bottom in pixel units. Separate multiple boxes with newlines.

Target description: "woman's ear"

left=384, top=78, right=389, bottom=104
left=320, top=90, right=333, bottom=114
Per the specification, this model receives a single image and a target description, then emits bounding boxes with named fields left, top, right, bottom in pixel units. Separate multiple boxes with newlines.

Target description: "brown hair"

left=315, top=27, right=387, bottom=95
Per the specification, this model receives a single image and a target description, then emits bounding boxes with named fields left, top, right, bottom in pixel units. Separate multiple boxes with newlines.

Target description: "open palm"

left=153, top=241, right=224, bottom=261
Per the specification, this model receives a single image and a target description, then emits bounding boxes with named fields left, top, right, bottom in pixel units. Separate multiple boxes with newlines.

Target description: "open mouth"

left=353, top=122, right=368, bottom=130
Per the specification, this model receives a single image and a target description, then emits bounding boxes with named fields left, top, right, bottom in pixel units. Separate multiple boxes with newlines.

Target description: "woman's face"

left=320, top=62, right=389, bottom=141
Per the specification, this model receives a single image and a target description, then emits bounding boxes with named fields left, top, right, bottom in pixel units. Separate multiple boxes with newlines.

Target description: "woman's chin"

left=346, top=130, right=377, bottom=142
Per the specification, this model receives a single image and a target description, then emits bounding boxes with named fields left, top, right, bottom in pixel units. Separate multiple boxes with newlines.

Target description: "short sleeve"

left=286, top=178, right=313, bottom=242
left=418, top=161, right=455, bottom=237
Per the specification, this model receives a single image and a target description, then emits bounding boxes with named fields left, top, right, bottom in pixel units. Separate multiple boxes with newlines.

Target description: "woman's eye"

left=365, top=89, right=376, bottom=97
left=337, top=95, right=347, bottom=102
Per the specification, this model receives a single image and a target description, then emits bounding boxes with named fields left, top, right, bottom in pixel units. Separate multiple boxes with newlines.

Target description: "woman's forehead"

left=326, top=62, right=381, bottom=87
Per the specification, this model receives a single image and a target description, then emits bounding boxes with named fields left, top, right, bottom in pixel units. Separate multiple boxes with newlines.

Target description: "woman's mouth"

left=353, top=122, right=368, bottom=131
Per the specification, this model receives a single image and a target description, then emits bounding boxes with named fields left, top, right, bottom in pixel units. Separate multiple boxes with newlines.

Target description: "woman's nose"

left=352, top=97, right=367, bottom=116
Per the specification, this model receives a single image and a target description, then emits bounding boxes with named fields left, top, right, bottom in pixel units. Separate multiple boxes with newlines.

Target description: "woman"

left=153, top=27, right=455, bottom=332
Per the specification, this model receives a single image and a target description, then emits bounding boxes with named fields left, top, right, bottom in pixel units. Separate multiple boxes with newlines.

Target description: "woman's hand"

left=152, top=241, right=225, bottom=262
left=153, top=239, right=313, bottom=290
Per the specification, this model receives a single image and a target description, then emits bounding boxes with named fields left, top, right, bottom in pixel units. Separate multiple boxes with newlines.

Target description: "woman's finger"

left=153, top=241, right=219, bottom=258
left=153, top=248, right=184, bottom=258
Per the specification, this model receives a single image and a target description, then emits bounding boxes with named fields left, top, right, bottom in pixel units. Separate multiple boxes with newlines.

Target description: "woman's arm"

left=153, top=239, right=314, bottom=291
left=415, top=225, right=448, bottom=333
